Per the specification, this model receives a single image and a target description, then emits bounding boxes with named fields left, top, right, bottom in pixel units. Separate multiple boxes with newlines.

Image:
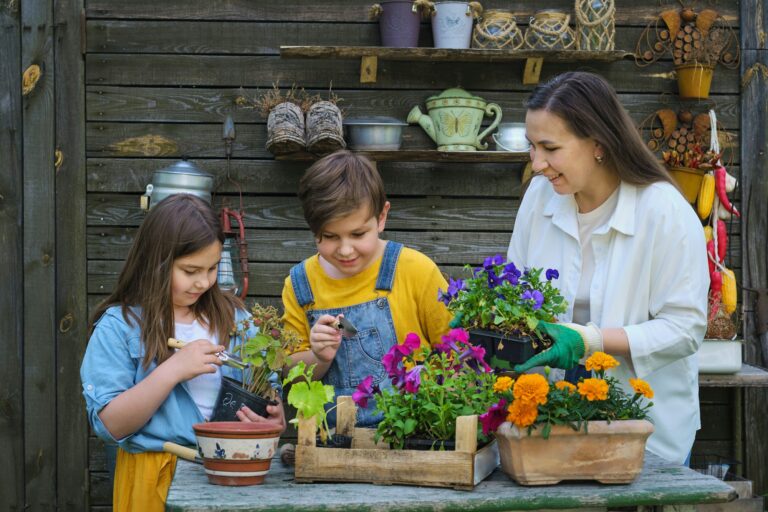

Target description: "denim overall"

left=289, top=241, right=402, bottom=428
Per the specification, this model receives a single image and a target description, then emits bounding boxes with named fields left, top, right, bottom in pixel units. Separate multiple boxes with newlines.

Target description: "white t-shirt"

left=572, top=188, right=620, bottom=325
left=174, top=319, right=221, bottom=420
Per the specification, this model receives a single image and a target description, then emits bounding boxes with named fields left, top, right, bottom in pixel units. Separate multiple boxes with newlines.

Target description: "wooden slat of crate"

left=294, top=397, right=499, bottom=490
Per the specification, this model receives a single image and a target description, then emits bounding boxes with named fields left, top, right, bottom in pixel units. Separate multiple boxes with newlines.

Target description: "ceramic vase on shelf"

left=494, top=419, right=654, bottom=486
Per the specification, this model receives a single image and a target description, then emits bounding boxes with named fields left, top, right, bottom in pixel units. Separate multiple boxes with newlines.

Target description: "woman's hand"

left=167, top=339, right=224, bottom=382
left=309, top=314, right=342, bottom=363
left=237, top=397, right=287, bottom=433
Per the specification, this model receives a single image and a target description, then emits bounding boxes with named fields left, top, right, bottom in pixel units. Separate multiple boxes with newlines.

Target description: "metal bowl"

left=493, top=122, right=529, bottom=152
left=343, top=116, right=407, bottom=150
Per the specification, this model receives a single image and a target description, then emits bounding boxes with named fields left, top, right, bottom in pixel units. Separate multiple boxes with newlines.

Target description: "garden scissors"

left=167, top=338, right=250, bottom=370
left=333, top=316, right=358, bottom=337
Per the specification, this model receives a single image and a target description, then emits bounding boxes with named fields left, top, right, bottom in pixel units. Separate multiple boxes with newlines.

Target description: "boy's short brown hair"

left=298, top=150, right=387, bottom=236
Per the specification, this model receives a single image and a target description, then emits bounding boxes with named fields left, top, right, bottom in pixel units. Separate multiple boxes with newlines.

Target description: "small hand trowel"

left=167, top=338, right=250, bottom=370
left=334, top=316, right=358, bottom=337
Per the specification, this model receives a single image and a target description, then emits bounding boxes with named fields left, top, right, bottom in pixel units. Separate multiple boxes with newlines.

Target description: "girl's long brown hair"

left=89, top=194, right=243, bottom=368
left=526, top=71, right=678, bottom=188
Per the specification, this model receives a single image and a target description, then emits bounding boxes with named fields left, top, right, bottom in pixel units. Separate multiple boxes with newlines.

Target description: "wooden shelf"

left=275, top=149, right=530, bottom=163
left=279, top=46, right=634, bottom=84
left=699, top=364, right=768, bottom=388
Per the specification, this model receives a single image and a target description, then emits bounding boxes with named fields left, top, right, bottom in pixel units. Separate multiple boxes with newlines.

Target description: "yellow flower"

left=629, top=378, right=654, bottom=399
left=585, top=352, right=620, bottom=372
left=578, top=378, right=609, bottom=401
left=507, top=399, right=539, bottom=428
left=493, top=376, right=514, bottom=393
left=512, top=373, right=549, bottom=406
left=555, top=380, right=576, bottom=393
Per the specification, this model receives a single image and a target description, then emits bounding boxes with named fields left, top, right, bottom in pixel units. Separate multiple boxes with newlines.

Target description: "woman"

left=509, top=71, right=708, bottom=465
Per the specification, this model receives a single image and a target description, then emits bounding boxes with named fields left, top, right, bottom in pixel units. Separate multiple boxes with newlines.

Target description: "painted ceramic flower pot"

left=407, top=87, right=502, bottom=151
left=193, top=422, right=281, bottom=486
left=494, top=419, right=654, bottom=485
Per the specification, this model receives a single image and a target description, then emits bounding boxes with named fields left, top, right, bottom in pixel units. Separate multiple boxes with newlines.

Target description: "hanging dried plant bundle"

left=236, top=82, right=319, bottom=118
left=635, top=7, right=739, bottom=69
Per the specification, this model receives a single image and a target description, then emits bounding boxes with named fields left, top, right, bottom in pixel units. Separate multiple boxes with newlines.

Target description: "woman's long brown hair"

left=525, top=71, right=678, bottom=188
left=89, top=194, right=243, bottom=368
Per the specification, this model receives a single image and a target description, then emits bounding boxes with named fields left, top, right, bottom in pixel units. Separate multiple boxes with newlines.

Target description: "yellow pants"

left=114, top=448, right=177, bottom=512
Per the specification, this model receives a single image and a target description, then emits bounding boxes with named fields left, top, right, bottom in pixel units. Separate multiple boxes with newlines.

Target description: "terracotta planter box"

left=294, top=396, right=499, bottom=490
left=494, top=419, right=654, bottom=485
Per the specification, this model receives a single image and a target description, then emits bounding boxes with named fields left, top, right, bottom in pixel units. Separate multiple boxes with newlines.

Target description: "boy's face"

left=316, top=201, right=390, bottom=278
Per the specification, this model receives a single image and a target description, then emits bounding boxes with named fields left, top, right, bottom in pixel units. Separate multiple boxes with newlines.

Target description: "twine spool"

left=306, top=101, right=346, bottom=155
left=266, top=102, right=305, bottom=155
left=524, top=10, right=575, bottom=50
left=472, top=10, right=524, bottom=49
left=574, top=0, right=615, bottom=51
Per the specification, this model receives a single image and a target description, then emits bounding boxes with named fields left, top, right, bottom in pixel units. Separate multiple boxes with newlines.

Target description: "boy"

left=282, top=151, right=452, bottom=427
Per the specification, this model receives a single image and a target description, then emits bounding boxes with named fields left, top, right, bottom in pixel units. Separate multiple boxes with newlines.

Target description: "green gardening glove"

left=513, top=321, right=602, bottom=373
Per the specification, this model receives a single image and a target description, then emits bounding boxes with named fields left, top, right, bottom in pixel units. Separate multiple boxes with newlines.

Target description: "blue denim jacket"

left=80, top=305, right=280, bottom=453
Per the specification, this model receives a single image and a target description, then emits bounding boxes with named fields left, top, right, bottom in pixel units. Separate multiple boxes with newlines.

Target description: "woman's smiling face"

left=526, top=109, right=603, bottom=196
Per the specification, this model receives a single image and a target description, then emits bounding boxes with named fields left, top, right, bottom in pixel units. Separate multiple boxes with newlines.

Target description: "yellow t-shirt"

left=282, top=246, right=452, bottom=352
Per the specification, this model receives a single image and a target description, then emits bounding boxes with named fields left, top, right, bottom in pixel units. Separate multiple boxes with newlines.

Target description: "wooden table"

left=166, top=451, right=736, bottom=512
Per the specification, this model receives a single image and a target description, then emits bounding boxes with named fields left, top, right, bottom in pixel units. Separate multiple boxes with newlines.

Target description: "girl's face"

left=171, top=241, right=222, bottom=314
left=525, top=109, right=605, bottom=197
left=316, top=201, right=390, bottom=279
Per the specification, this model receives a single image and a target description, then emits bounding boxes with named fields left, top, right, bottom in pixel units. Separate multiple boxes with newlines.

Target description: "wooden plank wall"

left=79, top=1, right=746, bottom=509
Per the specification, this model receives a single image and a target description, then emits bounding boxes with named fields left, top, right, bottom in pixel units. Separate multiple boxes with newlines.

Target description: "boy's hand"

left=168, top=339, right=224, bottom=382
left=309, top=314, right=342, bottom=363
left=237, top=397, right=287, bottom=433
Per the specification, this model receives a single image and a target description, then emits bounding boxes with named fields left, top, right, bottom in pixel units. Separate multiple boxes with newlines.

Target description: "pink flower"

left=479, top=399, right=508, bottom=435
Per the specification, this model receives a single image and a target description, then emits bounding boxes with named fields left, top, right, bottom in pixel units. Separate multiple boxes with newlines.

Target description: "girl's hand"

left=168, top=339, right=224, bottom=382
left=309, top=314, right=342, bottom=363
left=237, top=397, right=287, bottom=433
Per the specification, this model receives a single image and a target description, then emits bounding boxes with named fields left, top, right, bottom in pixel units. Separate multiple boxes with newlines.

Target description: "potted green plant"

left=211, top=303, right=301, bottom=421
left=282, top=361, right=347, bottom=447
left=480, top=352, right=655, bottom=485
left=439, top=255, right=568, bottom=371
left=352, top=328, right=498, bottom=450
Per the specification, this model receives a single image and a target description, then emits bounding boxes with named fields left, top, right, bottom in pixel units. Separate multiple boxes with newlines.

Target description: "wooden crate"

left=294, top=397, right=499, bottom=490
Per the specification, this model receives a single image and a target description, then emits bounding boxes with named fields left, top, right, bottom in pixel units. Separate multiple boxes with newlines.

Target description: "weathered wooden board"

left=166, top=451, right=737, bottom=511
left=85, top=158, right=525, bottom=196
left=22, top=0, right=57, bottom=508
left=54, top=0, right=88, bottom=508
left=85, top=86, right=741, bottom=127
left=84, top=55, right=742, bottom=94
left=85, top=1, right=739, bottom=24
left=0, top=3, right=24, bottom=510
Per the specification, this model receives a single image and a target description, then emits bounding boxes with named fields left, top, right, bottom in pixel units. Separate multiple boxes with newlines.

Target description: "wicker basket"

left=265, top=102, right=306, bottom=155
left=524, top=10, right=575, bottom=50
left=306, top=101, right=346, bottom=155
left=472, top=10, right=523, bottom=50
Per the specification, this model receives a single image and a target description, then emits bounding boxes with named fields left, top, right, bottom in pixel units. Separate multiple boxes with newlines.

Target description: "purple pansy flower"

left=479, top=399, right=508, bottom=435
left=546, top=268, right=559, bottom=281
left=352, top=375, right=378, bottom=408
left=438, top=277, right=465, bottom=305
left=482, top=254, right=504, bottom=270
left=522, top=289, right=544, bottom=310
left=503, top=261, right=522, bottom=285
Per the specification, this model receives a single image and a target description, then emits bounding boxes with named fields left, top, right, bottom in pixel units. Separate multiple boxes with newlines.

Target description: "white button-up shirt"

left=508, top=176, right=709, bottom=464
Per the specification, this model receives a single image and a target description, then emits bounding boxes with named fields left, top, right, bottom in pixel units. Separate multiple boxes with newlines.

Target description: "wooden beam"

left=22, top=0, right=57, bottom=507
left=740, top=0, right=768, bottom=499
left=54, top=0, right=88, bottom=508
left=0, top=3, right=24, bottom=509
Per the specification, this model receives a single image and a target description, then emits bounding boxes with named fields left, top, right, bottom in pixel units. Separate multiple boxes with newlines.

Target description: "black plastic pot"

left=403, top=438, right=455, bottom=451
left=316, top=433, right=352, bottom=449
left=210, top=376, right=277, bottom=422
left=468, top=329, right=538, bottom=371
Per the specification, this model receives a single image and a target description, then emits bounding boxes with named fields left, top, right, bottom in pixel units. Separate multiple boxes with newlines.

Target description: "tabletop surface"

left=166, top=451, right=736, bottom=511
left=699, top=363, right=768, bottom=387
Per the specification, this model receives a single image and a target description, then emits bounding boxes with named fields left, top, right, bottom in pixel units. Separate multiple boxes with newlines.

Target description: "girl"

left=509, top=71, right=708, bottom=465
left=81, top=194, right=285, bottom=511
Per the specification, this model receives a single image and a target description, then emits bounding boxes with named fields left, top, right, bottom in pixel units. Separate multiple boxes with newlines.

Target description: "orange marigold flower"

left=493, top=376, right=514, bottom=393
left=585, top=352, right=620, bottom=372
left=507, top=399, right=539, bottom=428
left=512, top=373, right=549, bottom=406
left=629, top=378, right=654, bottom=399
left=578, top=378, right=609, bottom=401
left=555, top=380, right=576, bottom=393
